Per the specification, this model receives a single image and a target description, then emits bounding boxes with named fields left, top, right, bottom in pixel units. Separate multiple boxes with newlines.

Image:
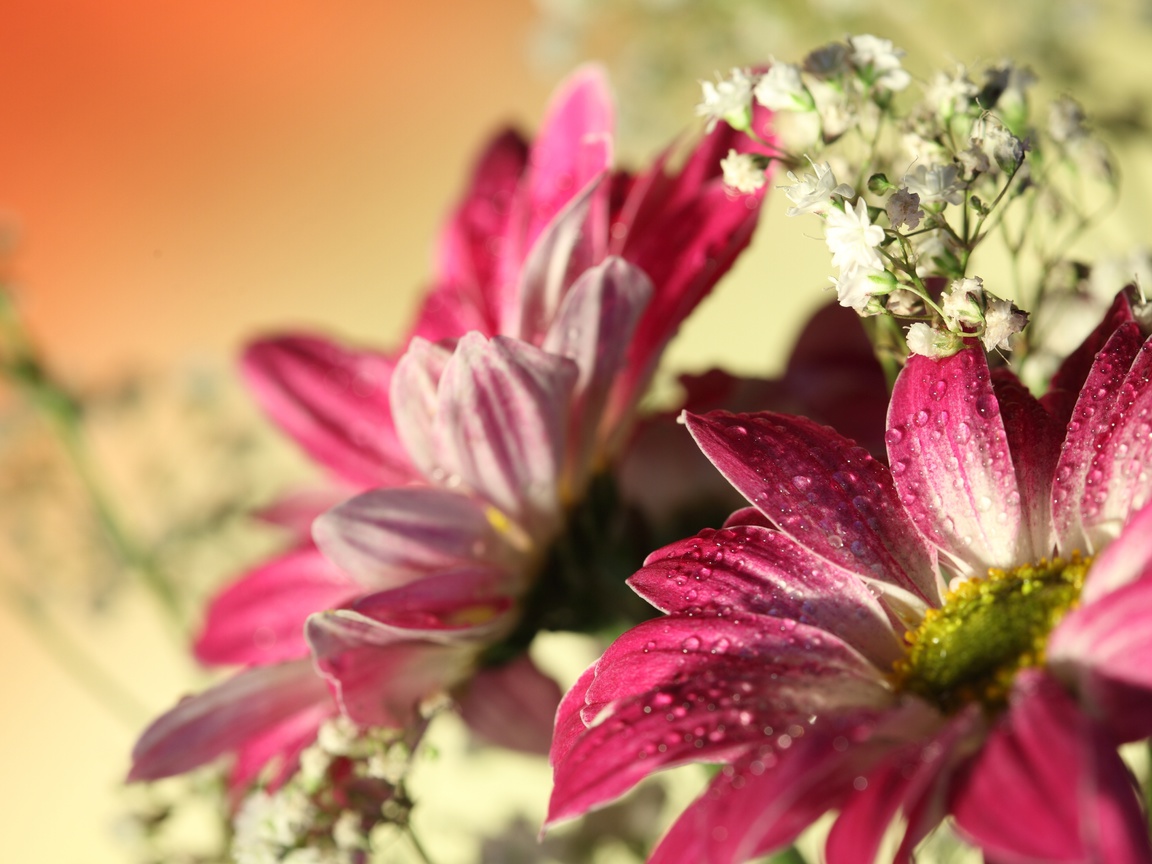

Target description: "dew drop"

left=930, top=380, right=948, bottom=400
left=914, top=410, right=930, bottom=427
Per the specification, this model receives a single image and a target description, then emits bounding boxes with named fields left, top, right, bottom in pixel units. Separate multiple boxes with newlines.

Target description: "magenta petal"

left=952, top=670, right=1152, bottom=864
left=647, top=712, right=911, bottom=864
left=515, top=174, right=605, bottom=343
left=825, top=706, right=980, bottom=864
left=457, top=654, right=563, bottom=755
left=685, top=410, right=941, bottom=609
left=550, top=663, right=598, bottom=770
left=629, top=525, right=903, bottom=667
left=1042, top=288, right=1140, bottom=426
left=991, top=367, right=1063, bottom=558
left=1080, top=499, right=1152, bottom=605
left=1078, top=340, right=1152, bottom=548
left=230, top=699, right=333, bottom=793
left=542, top=256, right=652, bottom=472
left=1051, top=322, right=1144, bottom=554
left=887, top=349, right=1025, bottom=573
left=390, top=336, right=455, bottom=478
left=194, top=545, right=360, bottom=666
left=241, top=335, right=409, bottom=487
left=312, top=486, right=510, bottom=590
left=253, top=487, right=351, bottom=535
left=436, top=334, right=577, bottom=532
left=1049, top=551, right=1152, bottom=741
left=508, top=65, right=613, bottom=282
left=547, top=616, right=891, bottom=825
left=416, top=128, right=529, bottom=340
left=129, top=659, right=331, bottom=781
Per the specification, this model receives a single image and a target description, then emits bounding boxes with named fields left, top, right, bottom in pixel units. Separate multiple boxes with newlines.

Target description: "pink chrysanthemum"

left=548, top=288, right=1152, bottom=863
left=130, top=67, right=771, bottom=789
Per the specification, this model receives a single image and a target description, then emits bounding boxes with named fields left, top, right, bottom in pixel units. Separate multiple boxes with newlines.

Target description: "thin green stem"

left=0, top=293, right=184, bottom=628
left=4, top=583, right=149, bottom=725
left=405, top=825, right=437, bottom=864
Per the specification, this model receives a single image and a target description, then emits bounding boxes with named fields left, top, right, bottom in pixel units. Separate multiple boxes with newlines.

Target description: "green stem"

left=4, top=584, right=149, bottom=725
left=405, top=825, right=437, bottom=864
left=0, top=294, right=184, bottom=627
left=769, top=846, right=808, bottom=864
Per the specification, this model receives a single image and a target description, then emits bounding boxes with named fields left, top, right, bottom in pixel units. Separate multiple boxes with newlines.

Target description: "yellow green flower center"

left=893, top=555, right=1091, bottom=712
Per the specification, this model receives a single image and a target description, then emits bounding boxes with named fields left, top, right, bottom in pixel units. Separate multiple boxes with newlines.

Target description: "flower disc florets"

left=894, top=555, right=1090, bottom=713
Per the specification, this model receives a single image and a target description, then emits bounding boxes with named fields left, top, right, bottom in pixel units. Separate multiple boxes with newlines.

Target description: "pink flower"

left=131, top=68, right=769, bottom=788
left=548, top=288, right=1152, bottom=863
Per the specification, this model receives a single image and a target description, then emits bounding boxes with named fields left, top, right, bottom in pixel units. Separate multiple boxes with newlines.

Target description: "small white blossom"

left=981, top=298, right=1028, bottom=351
left=233, top=789, right=317, bottom=864
left=957, top=144, right=991, bottom=176
left=831, top=266, right=893, bottom=312
left=1049, top=96, right=1088, bottom=143
left=824, top=198, right=885, bottom=276
left=942, top=276, right=986, bottom=327
left=781, top=160, right=854, bottom=216
left=720, top=149, right=766, bottom=194
left=971, top=116, right=1026, bottom=172
left=317, top=716, right=359, bottom=757
left=905, top=163, right=964, bottom=206
left=924, top=67, right=978, bottom=119
left=808, top=79, right=855, bottom=140
left=907, top=323, right=964, bottom=358
left=886, top=188, right=924, bottom=230
left=753, top=61, right=812, bottom=111
left=697, top=68, right=756, bottom=131
left=333, top=811, right=365, bottom=851
left=848, top=34, right=911, bottom=91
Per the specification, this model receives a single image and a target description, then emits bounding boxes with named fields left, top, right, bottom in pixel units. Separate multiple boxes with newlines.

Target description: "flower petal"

left=951, top=669, right=1152, bottom=864
left=1077, top=339, right=1152, bottom=548
left=629, top=525, right=904, bottom=668
left=129, top=659, right=331, bottom=782
left=1042, top=288, right=1140, bottom=426
left=312, top=486, right=512, bottom=590
left=435, top=333, right=577, bottom=533
left=241, top=335, right=408, bottom=487
left=685, top=410, right=941, bottom=610
left=1049, top=542, right=1152, bottom=741
left=541, top=256, right=652, bottom=472
left=1051, top=322, right=1145, bottom=554
left=306, top=571, right=514, bottom=727
left=990, top=367, right=1063, bottom=559
left=886, top=348, right=1024, bottom=574
left=194, top=545, right=360, bottom=666
left=546, top=616, right=891, bottom=826
left=505, top=64, right=614, bottom=289
left=390, top=336, right=455, bottom=478
left=1079, top=499, right=1152, bottom=604
left=414, top=128, right=529, bottom=341
left=609, top=123, right=767, bottom=416
left=457, top=654, right=563, bottom=755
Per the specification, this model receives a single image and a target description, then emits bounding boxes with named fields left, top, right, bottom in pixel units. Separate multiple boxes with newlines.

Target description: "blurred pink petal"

left=457, top=654, right=564, bottom=755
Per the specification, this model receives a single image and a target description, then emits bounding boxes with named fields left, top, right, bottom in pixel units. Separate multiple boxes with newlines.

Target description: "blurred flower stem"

left=0, top=287, right=184, bottom=628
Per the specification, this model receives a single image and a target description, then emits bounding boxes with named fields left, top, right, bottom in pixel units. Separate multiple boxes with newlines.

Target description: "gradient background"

left=2, top=1, right=1151, bottom=861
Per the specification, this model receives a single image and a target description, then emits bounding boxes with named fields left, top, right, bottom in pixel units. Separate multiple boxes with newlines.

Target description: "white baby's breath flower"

left=957, top=144, right=992, bottom=176
left=981, top=298, right=1028, bottom=351
left=781, top=159, right=854, bottom=216
left=753, top=61, right=812, bottom=111
left=971, top=115, right=1026, bottom=172
left=907, top=323, right=964, bottom=358
left=831, top=265, right=894, bottom=312
left=942, top=276, right=986, bottom=327
left=905, top=163, right=964, bottom=206
left=317, top=716, right=359, bottom=757
left=886, top=188, right=923, bottom=230
left=720, top=149, right=766, bottom=193
left=697, top=68, right=756, bottom=131
left=824, top=197, right=885, bottom=276
left=1049, top=96, right=1088, bottom=143
left=848, top=34, right=911, bottom=91
left=925, top=67, right=978, bottom=119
